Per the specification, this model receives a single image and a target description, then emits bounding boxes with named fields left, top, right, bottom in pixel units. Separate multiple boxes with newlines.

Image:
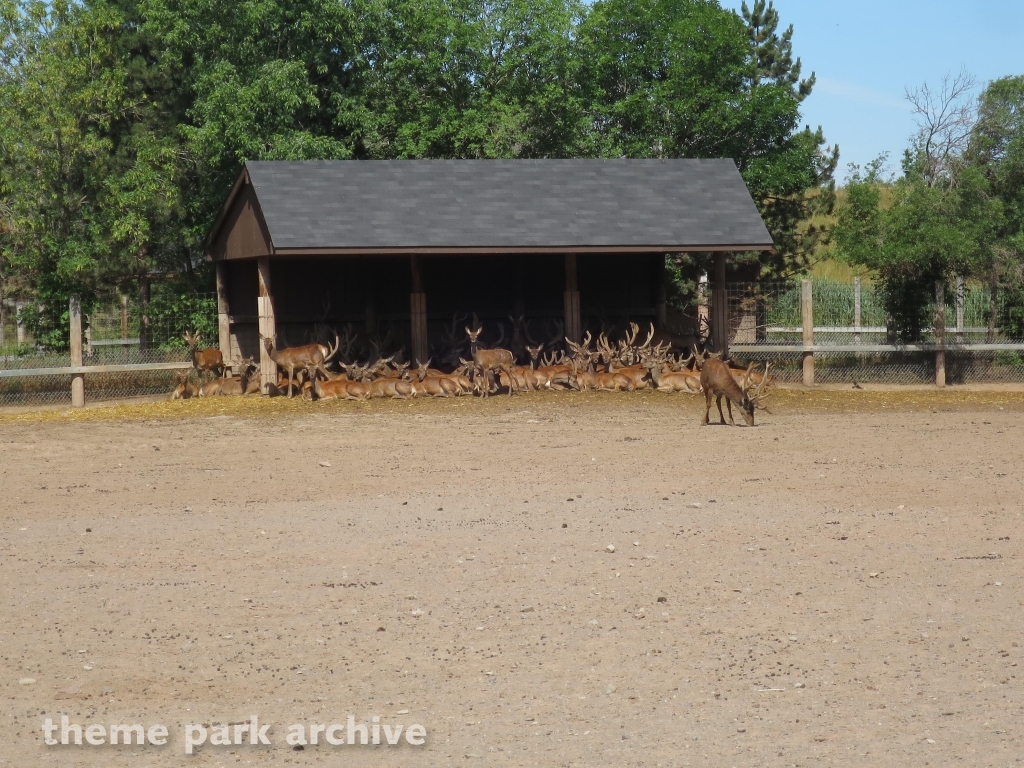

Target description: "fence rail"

left=720, top=278, right=1024, bottom=386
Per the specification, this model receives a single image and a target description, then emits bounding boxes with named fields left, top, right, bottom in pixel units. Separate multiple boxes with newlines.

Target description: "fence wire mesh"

left=0, top=292, right=217, bottom=407
left=725, top=280, right=1024, bottom=347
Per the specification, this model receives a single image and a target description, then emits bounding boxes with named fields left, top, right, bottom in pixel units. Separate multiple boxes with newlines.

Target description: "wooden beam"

left=216, top=261, right=232, bottom=363
left=801, top=279, right=814, bottom=386
left=410, top=255, right=428, bottom=365
left=69, top=295, right=85, bottom=407
left=564, top=253, right=581, bottom=344
left=257, top=256, right=277, bottom=392
left=711, top=253, right=728, bottom=357
left=655, top=256, right=667, bottom=328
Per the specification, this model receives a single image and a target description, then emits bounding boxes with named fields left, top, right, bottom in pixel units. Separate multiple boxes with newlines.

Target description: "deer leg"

left=716, top=395, right=727, bottom=425
left=725, top=397, right=736, bottom=426
left=505, top=365, right=516, bottom=395
left=287, top=366, right=294, bottom=398
left=702, top=391, right=712, bottom=425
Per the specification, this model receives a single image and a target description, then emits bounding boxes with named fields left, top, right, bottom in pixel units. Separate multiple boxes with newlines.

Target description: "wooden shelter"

left=205, top=159, right=774, bottom=390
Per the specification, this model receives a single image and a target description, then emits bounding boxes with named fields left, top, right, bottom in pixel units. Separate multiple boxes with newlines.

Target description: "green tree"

left=579, top=0, right=836, bottom=278
left=967, top=75, right=1024, bottom=337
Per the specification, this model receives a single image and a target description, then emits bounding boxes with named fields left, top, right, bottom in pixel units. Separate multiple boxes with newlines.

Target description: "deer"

left=170, top=371, right=197, bottom=400
left=465, top=324, right=517, bottom=397
left=699, top=358, right=771, bottom=426
left=260, top=333, right=339, bottom=398
left=413, top=360, right=462, bottom=397
left=305, top=362, right=369, bottom=401
left=199, top=358, right=257, bottom=397
left=182, top=331, right=224, bottom=381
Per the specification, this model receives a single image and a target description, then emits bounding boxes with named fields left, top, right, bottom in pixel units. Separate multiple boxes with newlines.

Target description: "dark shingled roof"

left=231, top=159, right=773, bottom=252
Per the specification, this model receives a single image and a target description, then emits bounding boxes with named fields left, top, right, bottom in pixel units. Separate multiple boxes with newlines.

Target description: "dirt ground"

left=1, top=389, right=1023, bottom=767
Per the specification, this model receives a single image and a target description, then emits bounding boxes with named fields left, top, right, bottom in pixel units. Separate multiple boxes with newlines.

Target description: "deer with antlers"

left=182, top=331, right=224, bottom=381
left=261, top=333, right=339, bottom=398
left=699, top=358, right=771, bottom=426
left=466, top=324, right=517, bottom=397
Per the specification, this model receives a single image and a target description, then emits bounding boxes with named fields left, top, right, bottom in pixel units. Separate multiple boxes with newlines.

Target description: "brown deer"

left=170, top=371, right=197, bottom=400
left=199, top=358, right=257, bottom=397
left=183, top=331, right=224, bottom=380
left=413, top=360, right=462, bottom=397
left=642, top=357, right=701, bottom=393
left=261, top=334, right=339, bottom=398
left=699, top=358, right=770, bottom=426
left=305, top=363, right=369, bottom=401
left=465, top=325, right=517, bottom=397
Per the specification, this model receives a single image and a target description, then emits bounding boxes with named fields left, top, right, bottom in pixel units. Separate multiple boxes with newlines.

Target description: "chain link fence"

left=723, top=279, right=1024, bottom=384
left=0, top=292, right=218, bottom=407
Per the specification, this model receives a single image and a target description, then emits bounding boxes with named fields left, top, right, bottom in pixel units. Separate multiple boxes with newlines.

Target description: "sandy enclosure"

left=1, top=390, right=1023, bottom=767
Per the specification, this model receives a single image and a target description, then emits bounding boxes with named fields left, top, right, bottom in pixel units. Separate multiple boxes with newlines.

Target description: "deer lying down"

left=170, top=372, right=197, bottom=400
left=699, top=358, right=771, bottom=426
left=199, top=358, right=257, bottom=396
left=305, top=363, right=369, bottom=401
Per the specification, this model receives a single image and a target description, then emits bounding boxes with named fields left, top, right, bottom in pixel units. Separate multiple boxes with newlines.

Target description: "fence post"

left=955, top=276, right=965, bottom=343
left=853, top=276, right=862, bottom=343
left=935, top=281, right=946, bottom=388
left=801, top=278, right=814, bottom=386
left=120, top=294, right=129, bottom=362
left=69, top=295, right=85, bottom=407
left=16, top=300, right=26, bottom=345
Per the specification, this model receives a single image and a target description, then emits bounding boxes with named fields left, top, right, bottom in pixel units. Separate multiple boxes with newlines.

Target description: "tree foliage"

left=835, top=74, right=1024, bottom=342
left=1, top=0, right=838, bottom=346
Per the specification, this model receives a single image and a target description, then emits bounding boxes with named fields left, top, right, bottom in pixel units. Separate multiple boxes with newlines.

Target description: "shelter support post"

left=711, top=253, right=728, bottom=358
left=69, top=295, right=85, bottom=407
left=801, top=278, right=814, bottom=386
left=935, top=281, right=946, bottom=388
left=258, top=256, right=277, bottom=392
left=564, top=253, right=581, bottom=345
left=655, top=257, right=667, bottom=328
left=410, top=255, right=428, bottom=365
left=216, top=261, right=232, bottom=366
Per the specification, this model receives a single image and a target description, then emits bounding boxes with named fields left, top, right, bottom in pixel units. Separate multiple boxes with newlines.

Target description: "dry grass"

left=1, top=386, right=1022, bottom=425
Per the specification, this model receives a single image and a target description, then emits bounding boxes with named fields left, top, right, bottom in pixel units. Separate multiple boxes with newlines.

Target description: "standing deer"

left=261, top=334, right=339, bottom=398
left=183, top=331, right=224, bottom=380
left=699, top=358, right=770, bottom=426
left=465, top=325, right=517, bottom=397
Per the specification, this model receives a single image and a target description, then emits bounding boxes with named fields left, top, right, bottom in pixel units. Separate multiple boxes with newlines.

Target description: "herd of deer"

left=171, top=322, right=774, bottom=426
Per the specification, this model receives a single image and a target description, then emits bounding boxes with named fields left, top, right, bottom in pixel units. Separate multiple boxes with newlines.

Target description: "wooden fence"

left=728, top=279, right=1024, bottom=386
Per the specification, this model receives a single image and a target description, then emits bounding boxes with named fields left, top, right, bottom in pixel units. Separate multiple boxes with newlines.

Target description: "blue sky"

left=722, top=0, right=1024, bottom=181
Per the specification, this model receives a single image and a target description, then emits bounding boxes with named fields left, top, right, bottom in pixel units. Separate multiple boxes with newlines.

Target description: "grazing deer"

left=183, top=331, right=224, bottom=380
left=261, top=334, right=339, bottom=398
left=699, top=358, right=770, bottom=426
left=200, top=358, right=256, bottom=397
left=170, top=371, right=197, bottom=400
left=465, top=325, right=517, bottom=397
